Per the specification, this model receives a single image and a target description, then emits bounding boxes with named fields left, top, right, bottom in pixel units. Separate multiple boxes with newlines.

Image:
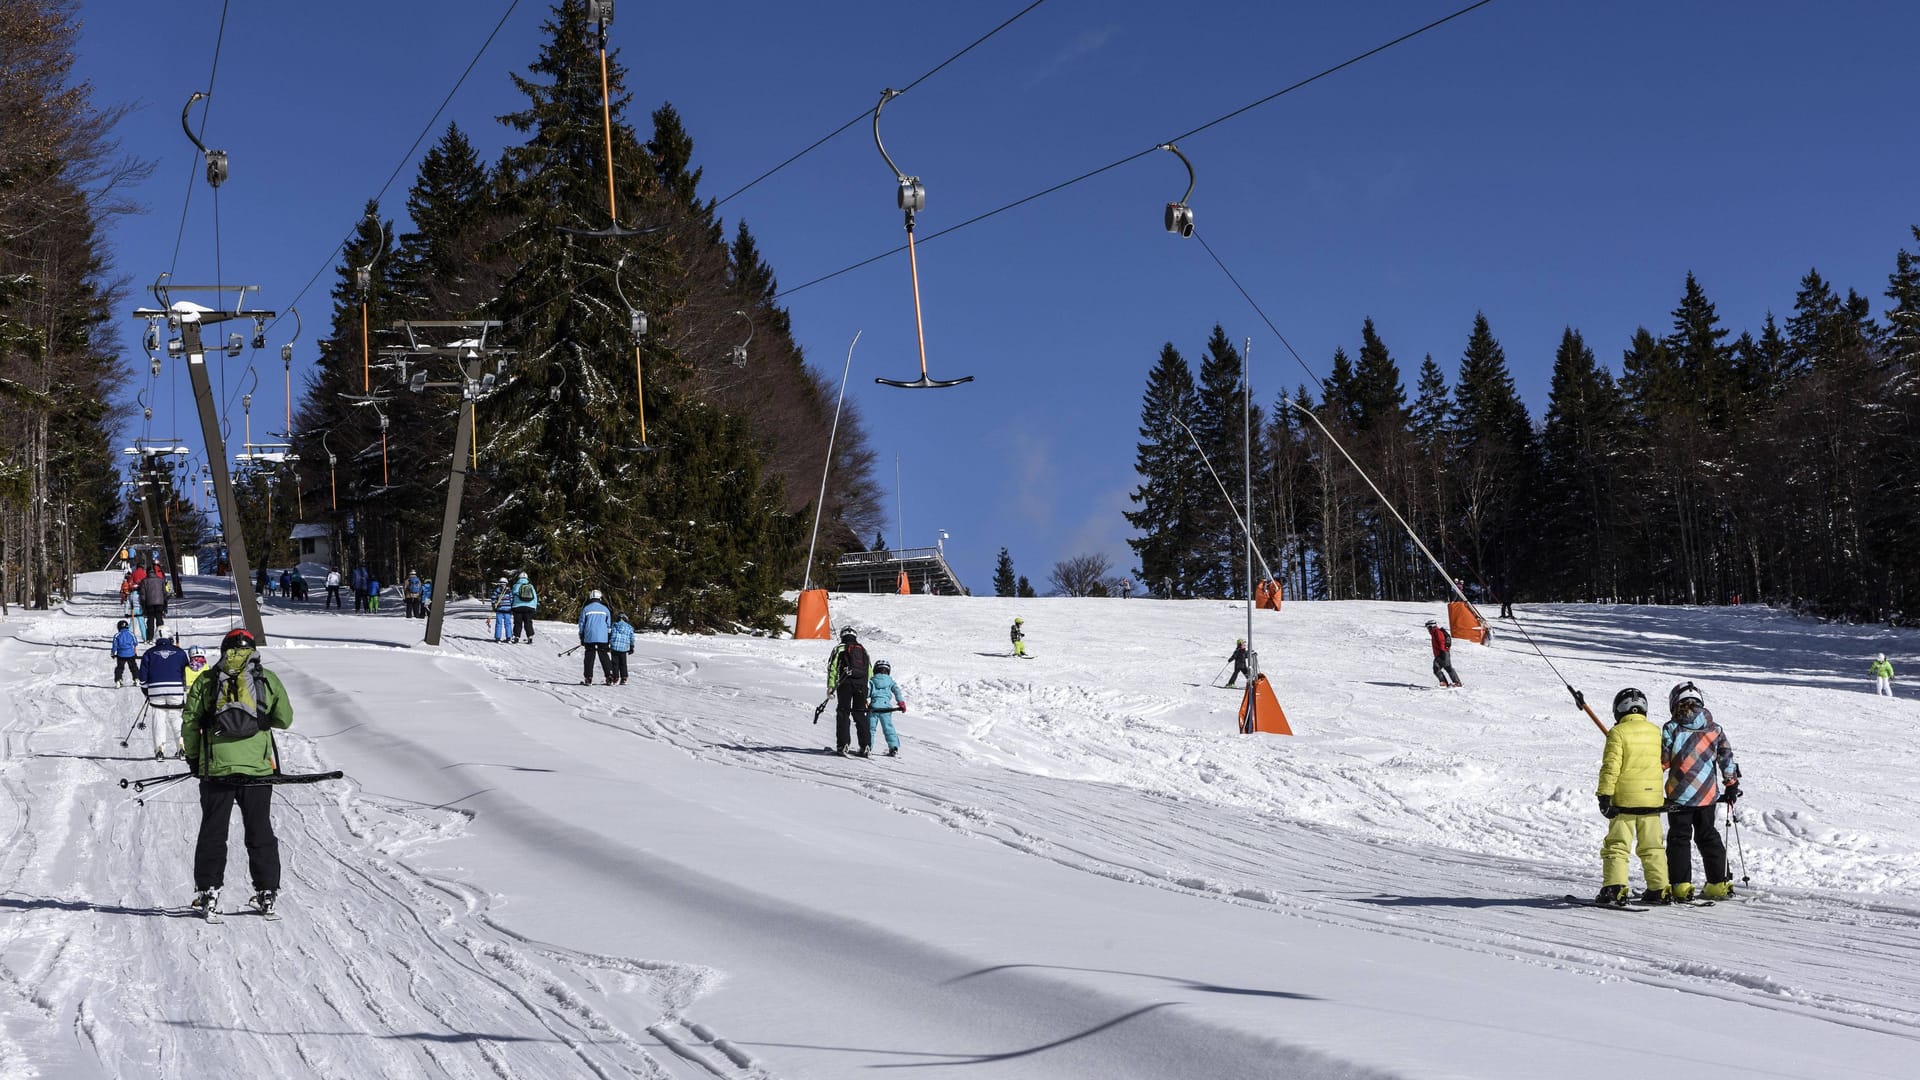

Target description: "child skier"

left=1225, top=639, right=1250, bottom=688
left=1010, top=617, right=1026, bottom=658
left=1661, top=681, right=1741, bottom=901
left=1870, top=653, right=1894, bottom=697
left=1595, top=687, right=1671, bottom=906
left=110, top=620, right=138, bottom=687
left=608, top=612, right=635, bottom=685
left=1425, top=620, right=1462, bottom=688
left=490, top=577, right=514, bottom=642
left=866, top=658, right=907, bottom=757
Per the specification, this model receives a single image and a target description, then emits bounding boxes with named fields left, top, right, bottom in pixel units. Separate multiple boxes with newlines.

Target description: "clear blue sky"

left=80, top=1, right=1920, bottom=595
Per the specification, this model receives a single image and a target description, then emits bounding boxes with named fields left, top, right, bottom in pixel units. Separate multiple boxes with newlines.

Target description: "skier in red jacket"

left=1426, top=620, right=1462, bottom=687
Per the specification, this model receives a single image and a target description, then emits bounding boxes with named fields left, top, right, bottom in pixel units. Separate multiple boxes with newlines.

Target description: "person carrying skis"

left=578, top=590, right=614, bottom=685
left=110, top=620, right=139, bottom=687
left=867, top=658, right=907, bottom=757
left=608, top=612, right=636, bottom=685
left=181, top=628, right=294, bottom=920
left=138, top=635, right=190, bottom=760
left=490, top=577, right=514, bottom=642
left=403, top=570, right=423, bottom=618
left=827, top=629, right=873, bottom=756
left=1870, top=653, right=1894, bottom=697
left=1226, top=638, right=1250, bottom=688
left=1425, top=620, right=1462, bottom=688
left=509, top=571, right=538, bottom=643
left=1010, top=617, right=1026, bottom=658
left=1595, top=687, right=1671, bottom=906
left=1661, top=681, right=1741, bottom=901
left=138, top=565, right=169, bottom=642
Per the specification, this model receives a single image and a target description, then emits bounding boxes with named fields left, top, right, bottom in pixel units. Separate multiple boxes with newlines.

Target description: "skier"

left=420, top=578, right=434, bottom=613
left=110, top=620, right=138, bottom=687
left=1121, top=578, right=1133, bottom=600
left=137, top=565, right=169, bottom=642
left=490, top=577, right=514, bottom=642
left=827, top=629, right=873, bottom=756
left=1595, top=687, right=1671, bottom=906
left=137, top=635, right=190, bottom=760
left=324, top=566, right=343, bottom=609
left=366, top=573, right=381, bottom=612
left=608, top=612, right=635, bottom=685
left=254, top=566, right=269, bottom=599
left=578, top=590, right=614, bottom=685
left=1870, top=653, right=1894, bottom=697
left=403, top=570, right=423, bottom=618
left=867, top=658, right=907, bottom=757
left=1425, top=620, right=1462, bottom=688
left=1225, top=638, right=1250, bottom=688
left=351, top=564, right=370, bottom=611
left=182, top=628, right=294, bottom=920
left=184, top=645, right=208, bottom=689
left=288, top=567, right=307, bottom=602
left=277, top=568, right=291, bottom=599
left=1010, top=617, right=1027, bottom=658
left=509, top=571, right=539, bottom=643
left=1661, top=681, right=1741, bottom=901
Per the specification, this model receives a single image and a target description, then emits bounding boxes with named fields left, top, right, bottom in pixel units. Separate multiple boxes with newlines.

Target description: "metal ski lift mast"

left=391, top=319, right=509, bottom=646
left=872, top=89, right=973, bottom=389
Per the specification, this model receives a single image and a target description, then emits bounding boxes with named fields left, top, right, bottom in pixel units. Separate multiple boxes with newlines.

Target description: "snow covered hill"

left=0, top=575, right=1915, bottom=1078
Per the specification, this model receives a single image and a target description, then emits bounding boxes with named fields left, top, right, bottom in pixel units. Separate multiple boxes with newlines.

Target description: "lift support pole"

left=423, top=358, right=476, bottom=648
left=144, top=302, right=269, bottom=645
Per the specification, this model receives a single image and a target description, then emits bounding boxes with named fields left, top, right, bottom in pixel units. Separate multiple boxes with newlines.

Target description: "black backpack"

left=205, top=661, right=273, bottom=739
left=838, top=642, right=870, bottom=681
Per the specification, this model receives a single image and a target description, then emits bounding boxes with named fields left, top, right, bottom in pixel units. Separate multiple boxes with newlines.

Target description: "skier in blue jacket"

left=866, top=659, right=907, bottom=757
left=509, top=571, right=538, bottom=643
left=110, top=620, right=139, bottom=686
left=137, top=635, right=191, bottom=759
left=607, top=612, right=636, bottom=685
left=578, top=590, right=613, bottom=685
left=489, top=577, right=514, bottom=642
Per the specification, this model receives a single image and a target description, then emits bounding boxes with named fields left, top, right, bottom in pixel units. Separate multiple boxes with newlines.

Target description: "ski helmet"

left=117, top=620, right=129, bottom=630
left=1425, top=620, right=1437, bottom=628
left=874, top=659, right=891, bottom=674
left=1879, top=653, right=1888, bottom=663
left=1236, top=638, right=1246, bottom=645
left=155, top=635, right=172, bottom=646
left=615, top=612, right=628, bottom=623
left=1668, top=681, right=1705, bottom=715
left=1014, top=617, right=1024, bottom=624
left=221, top=628, right=256, bottom=653
left=1611, top=687, right=1648, bottom=721
left=497, top=577, right=509, bottom=584
left=588, top=589, right=603, bottom=600
left=840, top=629, right=857, bottom=642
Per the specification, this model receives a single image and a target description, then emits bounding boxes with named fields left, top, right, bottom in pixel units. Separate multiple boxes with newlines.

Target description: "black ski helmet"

left=1611, top=687, right=1648, bottom=721
left=117, top=620, right=129, bottom=630
left=840, top=629, right=856, bottom=643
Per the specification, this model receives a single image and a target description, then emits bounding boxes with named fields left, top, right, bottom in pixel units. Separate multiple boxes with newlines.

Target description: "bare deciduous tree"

left=1048, top=552, right=1112, bottom=597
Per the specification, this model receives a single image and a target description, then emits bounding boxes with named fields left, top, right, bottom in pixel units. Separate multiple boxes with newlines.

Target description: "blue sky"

left=80, top=1, right=1920, bottom=595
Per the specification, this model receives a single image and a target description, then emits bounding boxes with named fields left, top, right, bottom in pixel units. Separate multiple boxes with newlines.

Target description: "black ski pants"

left=1433, top=651, right=1461, bottom=686
left=113, top=656, right=137, bottom=682
left=1665, top=804, right=1729, bottom=885
left=610, top=649, right=629, bottom=682
left=835, top=680, right=871, bottom=752
left=1227, top=660, right=1249, bottom=687
left=194, top=780, right=280, bottom=892
left=512, top=609, right=535, bottom=640
left=582, top=642, right=612, bottom=682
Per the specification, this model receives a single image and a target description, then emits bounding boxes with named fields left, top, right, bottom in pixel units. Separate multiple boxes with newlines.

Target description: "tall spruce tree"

left=1125, top=343, right=1208, bottom=597
left=1536, top=328, right=1623, bottom=599
left=992, top=548, right=1017, bottom=597
left=1448, top=313, right=1535, bottom=601
left=1190, top=326, right=1262, bottom=596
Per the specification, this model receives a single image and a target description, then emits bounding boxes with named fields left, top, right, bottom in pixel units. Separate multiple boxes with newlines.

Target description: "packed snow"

left=0, top=572, right=1915, bottom=1078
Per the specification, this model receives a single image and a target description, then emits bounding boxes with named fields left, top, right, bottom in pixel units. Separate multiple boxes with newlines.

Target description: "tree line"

left=1130, top=236, right=1920, bottom=622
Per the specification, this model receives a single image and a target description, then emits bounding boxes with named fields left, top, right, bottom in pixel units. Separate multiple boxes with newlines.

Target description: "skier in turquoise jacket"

left=866, top=659, right=907, bottom=757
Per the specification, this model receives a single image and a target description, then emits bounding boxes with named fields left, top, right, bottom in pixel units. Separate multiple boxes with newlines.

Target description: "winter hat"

left=1669, top=681, right=1705, bottom=715
left=1612, top=687, right=1648, bottom=721
left=155, top=635, right=172, bottom=646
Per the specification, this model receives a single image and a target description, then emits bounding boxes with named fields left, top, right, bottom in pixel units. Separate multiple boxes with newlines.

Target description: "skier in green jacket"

left=1595, top=687, right=1670, bottom=906
left=180, top=628, right=295, bottom=918
left=1871, top=653, right=1894, bottom=697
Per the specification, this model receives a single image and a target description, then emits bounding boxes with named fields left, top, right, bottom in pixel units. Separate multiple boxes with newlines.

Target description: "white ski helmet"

left=1879, top=653, right=1888, bottom=663
left=589, top=589, right=603, bottom=600
left=874, top=659, right=891, bottom=674
left=1668, top=681, right=1705, bottom=715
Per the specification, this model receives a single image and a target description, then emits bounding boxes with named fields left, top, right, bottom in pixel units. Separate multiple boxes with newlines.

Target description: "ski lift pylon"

left=871, top=88, right=973, bottom=390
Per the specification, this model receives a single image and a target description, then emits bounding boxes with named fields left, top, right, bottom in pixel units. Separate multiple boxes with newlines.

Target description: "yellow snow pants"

left=1601, top=812, right=1669, bottom=889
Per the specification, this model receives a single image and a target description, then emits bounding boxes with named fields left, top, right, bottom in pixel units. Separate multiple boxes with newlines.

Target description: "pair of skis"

left=193, top=893, right=279, bottom=923
left=1561, top=894, right=1716, bottom=913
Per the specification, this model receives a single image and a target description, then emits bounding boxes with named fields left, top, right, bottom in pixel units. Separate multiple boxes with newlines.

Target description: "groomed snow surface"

left=1, top=574, right=1916, bottom=1079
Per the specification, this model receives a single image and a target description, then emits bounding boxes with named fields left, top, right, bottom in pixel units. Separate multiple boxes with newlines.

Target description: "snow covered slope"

left=0, top=575, right=1914, bottom=1078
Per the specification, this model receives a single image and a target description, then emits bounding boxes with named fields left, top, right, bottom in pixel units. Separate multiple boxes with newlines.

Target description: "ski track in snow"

left=0, top=590, right=760, bottom=1080
left=2, top=581, right=1918, bottom=1077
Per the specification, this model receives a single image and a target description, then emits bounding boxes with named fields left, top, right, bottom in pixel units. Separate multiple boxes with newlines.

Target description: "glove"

left=897, top=702, right=906, bottom=714
left=1721, top=783, right=1740, bottom=804
left=1569, top=687, right=1586, bottom=709
left=1597, top=795, right=1615, bottom=818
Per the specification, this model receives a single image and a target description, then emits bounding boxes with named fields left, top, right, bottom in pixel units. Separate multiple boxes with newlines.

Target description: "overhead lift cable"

left=712, top=0, right=1052, bottom=211
left=774, top=0, right=1497, bottom=302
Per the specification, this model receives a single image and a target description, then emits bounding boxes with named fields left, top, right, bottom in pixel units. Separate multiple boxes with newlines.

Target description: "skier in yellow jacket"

left=1595, top=687, right=1670, bottom=905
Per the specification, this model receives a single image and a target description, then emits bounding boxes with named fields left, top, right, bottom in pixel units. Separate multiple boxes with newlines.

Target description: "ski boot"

left=250, top=890, right=280, bottom=920
left=853, top=747, right=870, bottom=758
left=1702, top=880, right=1735, bottom=900
left=1593, top=884, right=1629, bottom=906
left=190, top=887, right=221, bottom=922
left=1639, top=886, right=1671, bottom=905
left=886, top=747, right=899, bottom=757
left=1670, top=882, right=1695, bottom=902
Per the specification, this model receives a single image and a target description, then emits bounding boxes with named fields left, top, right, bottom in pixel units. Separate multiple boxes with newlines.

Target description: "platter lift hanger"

left=612, top=254, right=656, bottom=451
left=872, top=88, right=973, bottom=389
left=1160, top=143, right=1196, bottom=237
left=562, top=1, right=665, bottom=240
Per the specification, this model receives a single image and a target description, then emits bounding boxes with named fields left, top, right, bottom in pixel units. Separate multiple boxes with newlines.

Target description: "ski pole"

left=1728, top=802, right=1750, bottom=887
left=1211, top=659, right=1232, bottom=687
left=118, top=703, right=150, bottom=748
left=120, top=771, right=193, bottom=792
left=558, top=644, right=583, bottom=657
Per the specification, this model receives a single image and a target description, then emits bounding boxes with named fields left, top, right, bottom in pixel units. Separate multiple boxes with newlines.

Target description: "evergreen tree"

left=992, top=547, right=1017, bottom=597
left=1536, top=328, right=1624, bottom=599
left=1190, top=326, right=1262, bottom=596
left=1124, top=343, right=1209, bottom=598
left=1015, top=575, right=1036, bottom=598
left=1666, top=272, right=1734, bottom=428
left=1448, top=313, right=1536, bottom=600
